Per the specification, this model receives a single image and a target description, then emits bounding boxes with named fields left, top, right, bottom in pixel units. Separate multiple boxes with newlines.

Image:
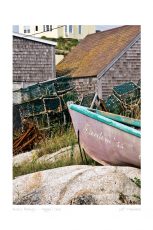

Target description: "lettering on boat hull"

left=83, top=123, right=124, bottom=150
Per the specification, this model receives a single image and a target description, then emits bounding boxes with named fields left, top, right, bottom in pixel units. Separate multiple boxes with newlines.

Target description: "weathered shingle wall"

left=72, top=76, right=97, bottom=98
left=13, top=36, right=55, bottom=88
left=98, top=37, right=141, bottom=99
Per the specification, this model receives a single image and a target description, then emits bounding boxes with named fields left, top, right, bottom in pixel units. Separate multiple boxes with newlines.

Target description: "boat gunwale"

left=91, top=109, right=140, bottom=128
left=69, top=104, right=141, bottom=138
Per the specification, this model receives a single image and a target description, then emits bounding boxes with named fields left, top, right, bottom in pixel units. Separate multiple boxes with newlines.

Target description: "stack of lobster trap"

left=13, top=76, right=79, bottom=131
left=13, top=76, right=80, bottom=155
left=105, top=81, right=141, bottom=119
left=80, top=80, right=141, bottom=120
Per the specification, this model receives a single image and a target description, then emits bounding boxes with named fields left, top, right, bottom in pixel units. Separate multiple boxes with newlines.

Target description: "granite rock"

left=13, top=165, right=141, bottom=205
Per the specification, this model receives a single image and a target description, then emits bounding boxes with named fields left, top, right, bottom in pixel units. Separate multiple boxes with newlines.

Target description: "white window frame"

left=69, top=25, right=73, bottom=33
left=78, top=25, right=82, bottom=34
left=35, top=25, right=38, bottom=31
left=24, top=26, right=30, bottom=33
left=43, top=25, right=52, bottom=32
left=65, top=25, right=68, bottom=37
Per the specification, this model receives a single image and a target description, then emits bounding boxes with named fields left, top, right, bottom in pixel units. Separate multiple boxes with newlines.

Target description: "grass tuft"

left=131, top=177, right=141, bottom=188
left=13, top=125, right=98, bottom=178
left=36, top=125, right=77, bottom=157
left=13, top=148, right=96, bottom=178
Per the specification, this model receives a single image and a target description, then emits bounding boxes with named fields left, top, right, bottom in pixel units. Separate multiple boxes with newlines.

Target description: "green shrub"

left=41, top=36, right=79, bottom=51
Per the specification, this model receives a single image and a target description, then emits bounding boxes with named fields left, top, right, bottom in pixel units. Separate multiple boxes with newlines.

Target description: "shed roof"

left=13, top=33, right=57, bottom=46
left=56, top=25, right=140, bottom=78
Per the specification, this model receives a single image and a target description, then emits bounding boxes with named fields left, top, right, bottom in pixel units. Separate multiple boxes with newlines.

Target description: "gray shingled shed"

left=13, top=33, right=57, bottom=90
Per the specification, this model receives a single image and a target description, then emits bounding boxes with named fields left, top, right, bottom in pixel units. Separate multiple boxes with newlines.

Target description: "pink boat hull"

left=69, top=109, right=140, bottom=167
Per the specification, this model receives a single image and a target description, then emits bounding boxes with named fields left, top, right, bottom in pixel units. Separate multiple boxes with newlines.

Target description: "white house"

left=13, top=25, right=96, bottom=40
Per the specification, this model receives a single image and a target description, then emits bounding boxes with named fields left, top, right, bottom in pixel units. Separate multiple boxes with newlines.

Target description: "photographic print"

left=12, top=25, right=141, bottom=205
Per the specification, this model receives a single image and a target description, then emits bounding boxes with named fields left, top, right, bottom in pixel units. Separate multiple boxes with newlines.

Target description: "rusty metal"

left=98, top=98, right=108, bottom=112
left=13, top=121, right=43, bottom=156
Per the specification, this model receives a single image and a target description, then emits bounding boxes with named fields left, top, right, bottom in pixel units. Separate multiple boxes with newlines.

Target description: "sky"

left=96, top=25, right=122, bottom=31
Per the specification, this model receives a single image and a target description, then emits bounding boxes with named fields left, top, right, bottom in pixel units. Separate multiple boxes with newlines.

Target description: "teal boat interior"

left=90, top=109, right=140, bottom=128
left=69, top=104, right=141, bottom=138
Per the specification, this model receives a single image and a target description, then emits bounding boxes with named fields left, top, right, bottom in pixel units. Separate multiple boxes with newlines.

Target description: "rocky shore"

left=13, top=165, right=140, bottom=205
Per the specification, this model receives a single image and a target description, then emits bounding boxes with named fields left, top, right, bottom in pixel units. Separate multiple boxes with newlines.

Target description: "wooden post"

left=90, top=93, right=98, bottom=109
left=97, top=78, right=102, bottom=99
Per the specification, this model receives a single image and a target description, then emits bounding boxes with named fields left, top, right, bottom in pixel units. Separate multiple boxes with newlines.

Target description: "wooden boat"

left=68, top=104, right=141, bottom=167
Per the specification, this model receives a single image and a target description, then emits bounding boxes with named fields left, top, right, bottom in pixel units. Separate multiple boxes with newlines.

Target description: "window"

left=69, top=25, right=73, bottom=33
left=65, top=25, right=67, bottom=33
left=78, top=25, right=81, bottom=34
left=35, top=26, right=38, bottom=31
left=65, top=25, right=68, bottom=37
left=43, top=25, right=52, bottom=32
left=46, top=25, right=50, bottom=31
left=13, top=25, right=19, bottom=33
left=24, top=26, right=30, bottom=33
